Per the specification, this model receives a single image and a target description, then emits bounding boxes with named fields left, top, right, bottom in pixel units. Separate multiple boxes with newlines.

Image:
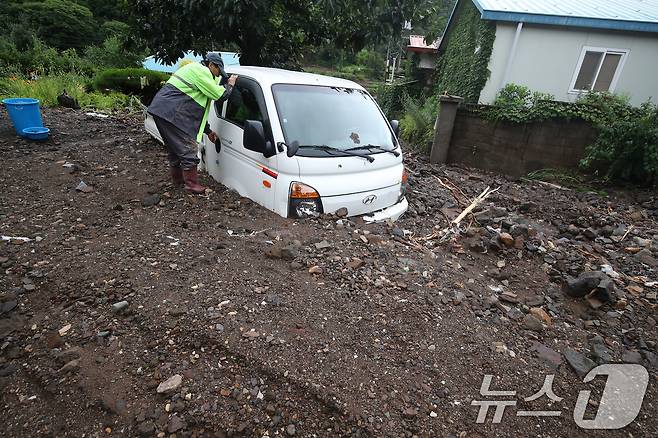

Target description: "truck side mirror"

left=390, top=119, right=400, bottom=137
left=244, top=120, right=275, bottom=158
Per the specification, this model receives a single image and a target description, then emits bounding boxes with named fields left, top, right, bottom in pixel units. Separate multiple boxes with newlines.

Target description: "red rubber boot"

left=182, top=168, right=206, bottom=194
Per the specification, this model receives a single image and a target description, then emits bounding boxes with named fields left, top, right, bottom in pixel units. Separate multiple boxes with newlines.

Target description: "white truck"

left=145, top=66, right=408, bottom=221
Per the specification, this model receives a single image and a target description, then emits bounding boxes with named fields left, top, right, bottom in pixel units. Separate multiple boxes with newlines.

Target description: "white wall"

left=479, top=22, right=658, bottom=106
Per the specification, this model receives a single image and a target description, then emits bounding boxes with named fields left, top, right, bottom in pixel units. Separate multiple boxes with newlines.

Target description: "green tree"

left=15, top=0, right=99, bottom=50
left=128, top=0, right=431, bottom=67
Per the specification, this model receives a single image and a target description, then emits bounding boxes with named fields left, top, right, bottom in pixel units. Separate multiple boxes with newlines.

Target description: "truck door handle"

left=220, top=137, right=232, bottom=145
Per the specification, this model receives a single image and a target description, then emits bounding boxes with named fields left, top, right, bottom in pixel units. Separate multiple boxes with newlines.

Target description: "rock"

left=157, top=374, right=182, bottom=394
left=242, top=329, right=259, bottom=338
left=452, top=291, right=466, bottom=305
left=507, top=307, right=524, bottom=321
left=267, top=242, right=300, bottom=260
left=0, top=363, right=18, bottom=377
left=474, top=207, right=507, bottom=224
left=642, top=350, right=657, bottom=368
left=510, top=224, right=529, bottom=238
left=142, top=194, right=161, bottom=207
left=402, top=407, right=418, bottom=418
left=498, top=232, right=514, bottom=247
left=111, top=300, right=129, bottom=314
left=591, top=343, right=613, bottom=364
left=622, top=350, right=643, bottom=364
left=102, top=395, right=127, bottom=415
left=531, top=342, right=562, bottom=368
left=347, top=258, right=365, bottom=269
left=308, top=266, right=323, bottom=275
left=523, top=314, right=544, bottom=332
left=583, top=228, right=598, bottom=240
left=58, top=359, right=80, bottom=374
left=530, top=307, right=552, bottom=325
left=1, top=300, right=17, bottom=314
left=137, top=421, right=155, bottom=437
left=564, top=348, right=596, bottom=378
left=55, top=347, right=82, bottom=364
left=167, top=415, right=185, bottom=433
left=314, top=240, right=332, bottom=250
left=563, top=271, right=614, bottom=299
left=391, top=227, right=405, bottom=238
left=45, top=332, right=64, bottom=349
left=525, top=295, right=545, bottom=307
left=285, top=424, right=296, bottom=436
left=636, top=249, right=658, bottom=267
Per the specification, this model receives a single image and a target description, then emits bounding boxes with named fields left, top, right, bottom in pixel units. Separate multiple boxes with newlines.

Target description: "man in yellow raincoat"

left=149, top=53, right=238, bottom=194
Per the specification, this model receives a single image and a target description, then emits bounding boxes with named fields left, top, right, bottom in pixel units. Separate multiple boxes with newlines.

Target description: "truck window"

left=224, top=82, right=264, bottom=127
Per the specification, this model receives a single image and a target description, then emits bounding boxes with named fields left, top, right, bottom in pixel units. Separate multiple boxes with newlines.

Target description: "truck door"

left=211, top=78, right=278, bottom=211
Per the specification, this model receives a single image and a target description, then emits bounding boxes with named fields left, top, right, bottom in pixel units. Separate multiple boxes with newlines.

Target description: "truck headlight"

left=289, top=182, right=323, bottom=218
left=400, top=168, right=409, bottom=199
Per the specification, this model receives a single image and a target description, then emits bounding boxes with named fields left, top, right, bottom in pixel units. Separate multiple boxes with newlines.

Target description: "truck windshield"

left=272, top=84, right=396, bottom=156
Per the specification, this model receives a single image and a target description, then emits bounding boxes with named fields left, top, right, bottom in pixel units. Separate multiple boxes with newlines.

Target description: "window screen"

left=573, top=49, right=626, bottom=92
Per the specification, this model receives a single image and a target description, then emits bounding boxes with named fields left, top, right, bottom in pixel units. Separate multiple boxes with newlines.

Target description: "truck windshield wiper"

left=298, top=145, right=375, bottom=162
left=345, top=144, right=400, bottom=157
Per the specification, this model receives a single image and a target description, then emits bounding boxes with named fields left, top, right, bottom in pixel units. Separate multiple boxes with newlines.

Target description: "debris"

left=85, top=112, right=109, bottom=119
left=75, top=180, right=93, bottom=193
left=58, top=324, right=72, bottom=336
left=1, top=236, right=32, bottom=244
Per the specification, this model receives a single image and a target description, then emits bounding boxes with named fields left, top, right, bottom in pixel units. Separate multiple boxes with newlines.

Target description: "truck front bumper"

left=363, top=197, right=408, bottom=223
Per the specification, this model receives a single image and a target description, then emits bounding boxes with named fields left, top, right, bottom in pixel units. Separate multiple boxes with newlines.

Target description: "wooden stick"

left=452, top=186, right=500, bottom=225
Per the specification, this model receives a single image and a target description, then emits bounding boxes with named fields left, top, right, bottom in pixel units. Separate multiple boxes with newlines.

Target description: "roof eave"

left=481, top=10, right=658, bottom=33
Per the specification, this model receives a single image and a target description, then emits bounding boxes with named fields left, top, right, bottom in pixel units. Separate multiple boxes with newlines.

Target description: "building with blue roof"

left=437, top=0, right=658, bottom=105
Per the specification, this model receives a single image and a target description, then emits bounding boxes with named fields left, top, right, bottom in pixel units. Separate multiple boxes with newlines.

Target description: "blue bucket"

left=2, top=98, right=44, bottom=137
left=22, top=127, right=50, bottom=141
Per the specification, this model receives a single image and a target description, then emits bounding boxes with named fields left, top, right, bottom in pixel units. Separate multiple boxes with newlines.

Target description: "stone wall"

left=432, top=105, right=598, bottom=177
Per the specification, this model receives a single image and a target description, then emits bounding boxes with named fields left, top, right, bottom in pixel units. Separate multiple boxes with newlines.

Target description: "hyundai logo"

left=362, top=195, right=378, bottom=205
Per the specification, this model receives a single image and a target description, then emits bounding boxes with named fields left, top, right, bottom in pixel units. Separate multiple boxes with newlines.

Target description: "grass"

left=525, top=168, right=607, bottom=195
left=0, top=74, right=131, bottom=111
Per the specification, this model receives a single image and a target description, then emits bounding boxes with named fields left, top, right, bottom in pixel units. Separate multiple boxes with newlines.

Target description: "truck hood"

left=294, top=152, right=404, bottom=197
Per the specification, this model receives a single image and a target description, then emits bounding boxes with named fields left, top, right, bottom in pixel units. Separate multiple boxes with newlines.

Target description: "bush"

left=356, top=49, right=385, bottom=80
left=373, top=82, right=408, bottom=119
left=399, top=94, right=437, bottom=151
left=581, top=101, right=658, bottom=185
left=93, top=68, right=169, bottom=101
left=0, top=35, right=95, bottom=76
left=494, top=84, right=554, bottom=107
left=84, top=36, right=144, bottom=70
left=0, top=74, right=130, bottom=110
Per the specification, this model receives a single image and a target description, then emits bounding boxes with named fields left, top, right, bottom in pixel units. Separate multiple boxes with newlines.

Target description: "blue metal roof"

left=472, top=0, right=658, bottom=32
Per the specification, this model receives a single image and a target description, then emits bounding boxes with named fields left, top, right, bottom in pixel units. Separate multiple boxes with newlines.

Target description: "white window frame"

left=569, top=46, right=629, bottom=94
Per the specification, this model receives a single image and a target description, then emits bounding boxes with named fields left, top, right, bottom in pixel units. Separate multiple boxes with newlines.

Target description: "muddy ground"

left=1, top=109, right=657, bottom=437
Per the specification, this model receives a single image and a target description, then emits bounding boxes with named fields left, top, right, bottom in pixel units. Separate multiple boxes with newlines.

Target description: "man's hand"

left=227, top=75, right=238, bottom=86
left=208, top=130, right=218, bottom=143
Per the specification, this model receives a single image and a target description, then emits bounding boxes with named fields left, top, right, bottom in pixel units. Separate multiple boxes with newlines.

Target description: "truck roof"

left=225, top=66, right=366, bottom=91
